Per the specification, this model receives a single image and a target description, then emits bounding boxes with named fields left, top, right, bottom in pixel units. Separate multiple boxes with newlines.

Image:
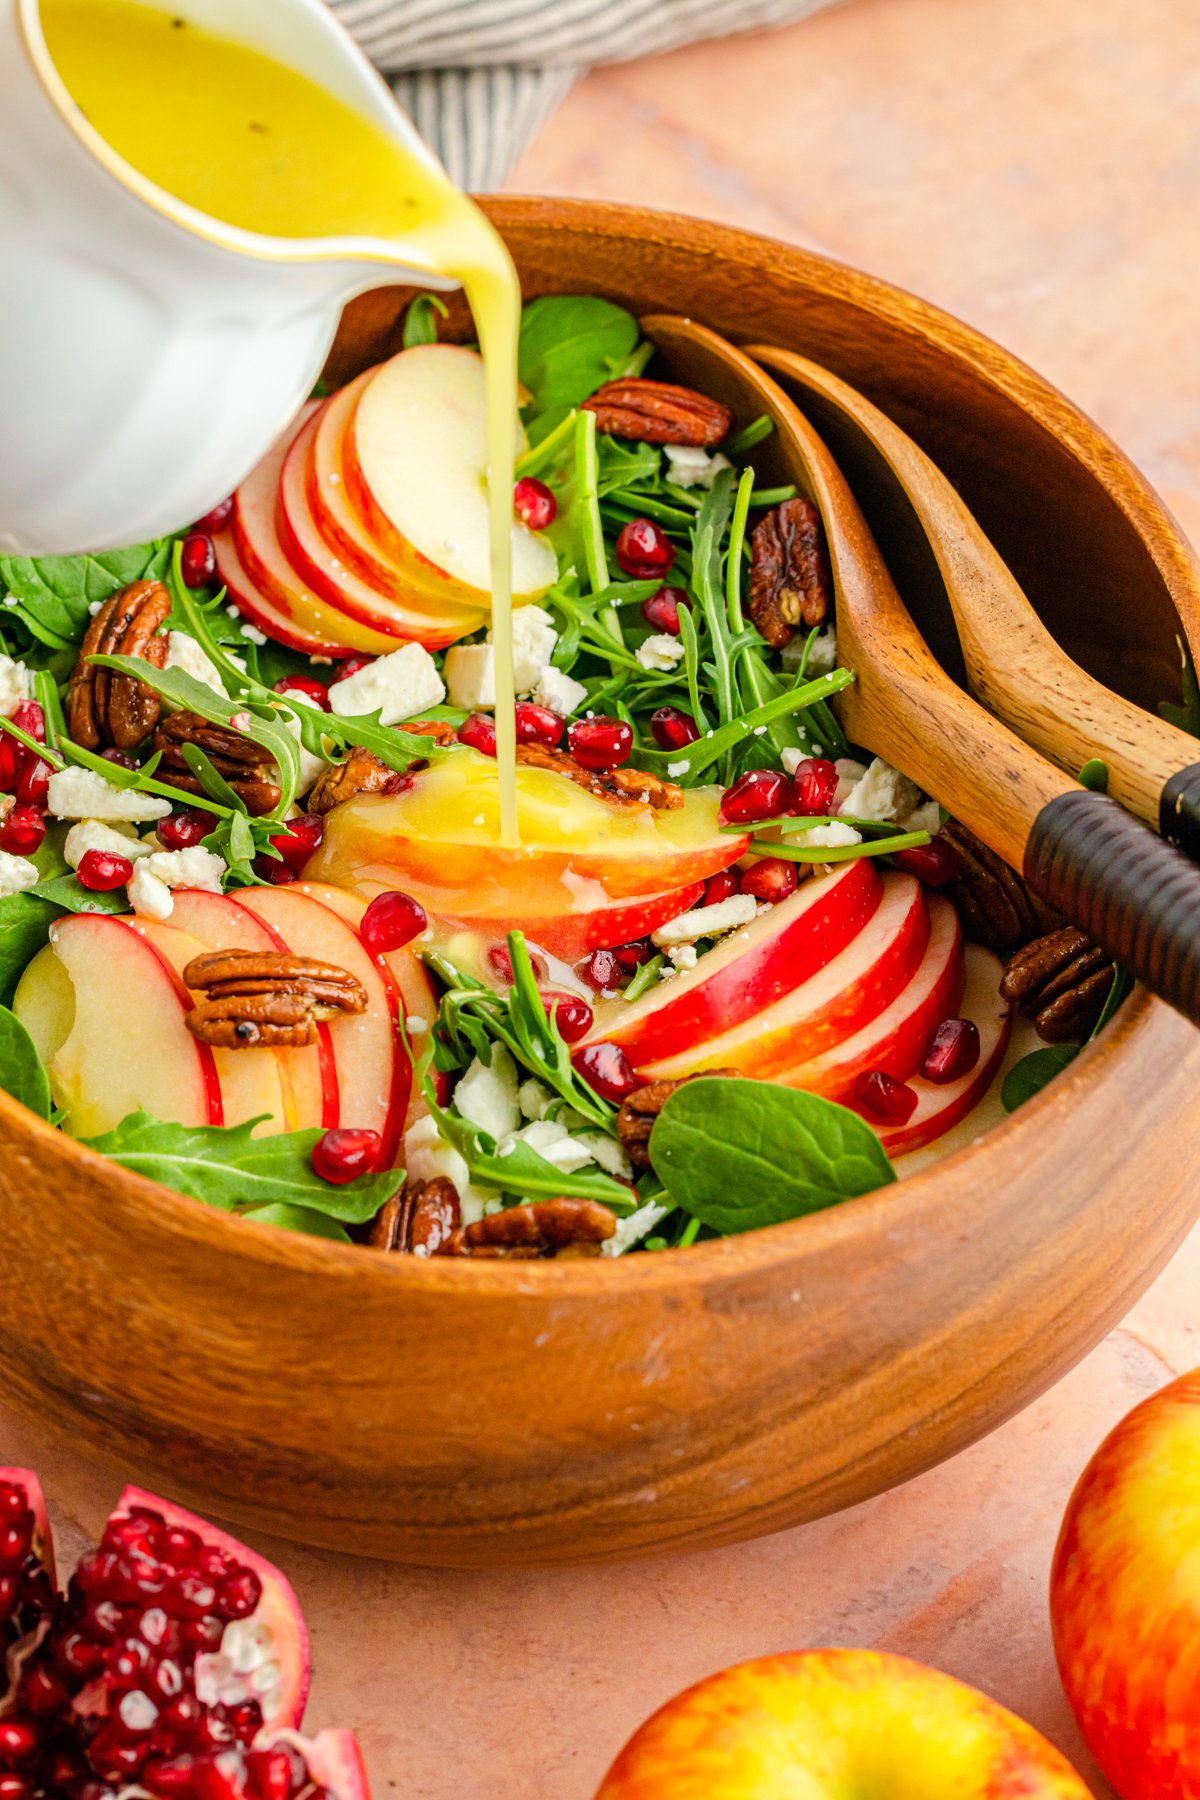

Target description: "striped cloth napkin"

left=327, top=0, right=841, bottom=189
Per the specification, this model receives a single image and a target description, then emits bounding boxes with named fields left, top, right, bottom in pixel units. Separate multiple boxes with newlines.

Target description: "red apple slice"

left=279, top=404, right=487, bottom=641
left=347, top=344, right=558, bottom=608
left=14, top=914, right=222, bottom=1136
left=587, top=859, right=884, bottom=1068
left=436, top=879, right=709, bottom=963
left=236, top=885, right=410, bottom=1167
left=167, top=888, right=338, bottom=1132
left=212, top=518, right=350, bottom=657
left=774, top=893, right=964, bottom=1101
left=872, top=945, right=1012, bottom=1155
left=636, top=872, right=929, bottom=1083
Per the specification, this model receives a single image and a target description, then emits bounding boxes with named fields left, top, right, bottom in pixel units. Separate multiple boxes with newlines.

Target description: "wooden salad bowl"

left=4, top=199, right=1200, bottom=1568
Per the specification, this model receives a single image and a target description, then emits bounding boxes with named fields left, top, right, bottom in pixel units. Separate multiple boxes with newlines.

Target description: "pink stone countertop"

left=4, top=1, right=1200, bottom=1794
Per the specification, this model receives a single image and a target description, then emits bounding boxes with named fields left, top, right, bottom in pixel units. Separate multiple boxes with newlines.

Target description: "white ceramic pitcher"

left=0, top=0, right=457, bottom=556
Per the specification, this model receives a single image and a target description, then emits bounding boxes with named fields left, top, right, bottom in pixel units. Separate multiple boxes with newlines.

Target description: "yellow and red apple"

left=593, top=1649, right=1092, bottom=1799
left=1051, top=1367, right=1200, bottom=1800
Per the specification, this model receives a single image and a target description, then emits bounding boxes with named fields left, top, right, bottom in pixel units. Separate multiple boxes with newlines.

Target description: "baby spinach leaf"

left=518, top=296, right=640, bottom=443
left=0, top=892, right=59, bottom=1005
left=1000, top=1044, right=1080, bottom=1113
left=0, top=1004, right=51, bottom=1120
left=651, top=1077, right=895, bottom=1233
left=80, top=1111, right=399, bottom=1223
left=30, top=875, right=130, bottom=915
left=0, top=541, right=170, bottom=650
left=240, top=1203, right=352, bottom=1242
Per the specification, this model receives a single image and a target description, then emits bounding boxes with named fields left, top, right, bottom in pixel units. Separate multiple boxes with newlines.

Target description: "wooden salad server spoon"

left=747, top=340, right=1200, bottom=862
left=641, top=313, right=1200, bottom=1028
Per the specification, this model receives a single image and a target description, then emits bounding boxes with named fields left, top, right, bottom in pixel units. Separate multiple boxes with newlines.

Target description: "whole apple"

left=1051, top=1367, right=1200, bottom=1799
left=593, top=1649, right=1092, bottom=1798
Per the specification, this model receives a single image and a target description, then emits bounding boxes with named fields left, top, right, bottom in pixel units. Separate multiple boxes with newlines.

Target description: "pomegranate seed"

left=157, top=1524, right=201, bottom=1565
left=182, top=1614, right=225, bottom=1654
left=650, top=706, right=699, bottom=751
left=19, top=1666, right=66, bottom=1716
left=457, top=713, right=497, bottom=756
left=567, top=715, right=632, bottom=771
left=79, top=1597, right=129, bottom=1638
left=53, top=1630, right=104, bottom=1678
left=136, top=1608, right=180, bottom=1652
left=703, top=868, right=741, bottom=906
left=160, top=1693, right=204, bottom=1737
left=0, top=1720, right=35, bottom=1762
left=0, top=1486, right=27, bottom=1521
left=102, top=748, right=139, bottom=770
left=614, top=518, right=675, bottom=579
left=541, top=992, right=593, bottom=1044
left=581, top=948, right=622, bottom=993
left=143, top=1755, right=200, bottom=1795
left=88, top=1723, right=147, bottom=1778
left=273, top=674, right=330, bottom=711
left=313, top=1127, right=381, bottom=1185
left=719, top=768, right=790, bottom=825
left=640, top=586, right=689, bottom=635
left=10, top=702, right=45, bottom=745
left=854, top=1069, right=919, bottom=1126
left=158, top=810, right=214, bottom=851
left=360, top=890, right=427, bottom=955
left=193, top=1547, right=235, bottom=1581
left=0, top=803, right=44, bottom=856
left=116, top=1690, right=159, bottom=1736
left=246, top=1743, right=308, bottom=1800
left=16, top=757, right=52, bottom=806
left=0, top=1515, right=31, bottom=1569
left=336, top=653, right=374, bottom=681
left=790, top=757, right=838, bottom=817
left=213, top=1568, right=261, bottom=1622
left=0, top=1780, right=31, bottom=1800
left=739, top=858, right=798, bottom=903
left=77, top=849, right=134, bottom=892
left=227, top=1700, right=263, bottom=1745
left=149, top=1659, right=185, bottom=1703
left=921, top=1017, right=981, bottom=1084
left=253, top=855, right=298, bottom=886
left=572, top=1041, right=638, bottom=1104
left=513, top=702, right=564, bottom=747
left=890, top=838, right=959, bottom=886
left=267, top=813, right=323, bottom=870
left=179, top=533, right=216, bottom=588
left=613, top=940, right=652, bottom=971
left=513, top=476, right=557, bottom=530
left=194, top=496, right=234, bottom=533
left=0, top=1579, right=18, bottom=1625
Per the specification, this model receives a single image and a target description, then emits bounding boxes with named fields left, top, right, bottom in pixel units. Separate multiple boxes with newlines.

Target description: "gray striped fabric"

left=328, top=0, right=840, bottom=188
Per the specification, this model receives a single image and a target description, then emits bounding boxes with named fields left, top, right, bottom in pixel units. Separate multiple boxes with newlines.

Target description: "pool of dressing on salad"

left=40, top=0, right=525, bottom=843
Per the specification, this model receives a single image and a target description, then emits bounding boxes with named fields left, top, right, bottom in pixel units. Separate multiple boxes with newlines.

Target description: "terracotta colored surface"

left=4, top=0, right=1198, bottom=1794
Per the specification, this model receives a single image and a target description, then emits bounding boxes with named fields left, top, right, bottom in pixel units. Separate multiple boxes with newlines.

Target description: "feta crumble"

left=498, top=1117, right=594, bottom=1174
left=164, top=631, right=245, bottom=701
left=532, top=664, right=587, bottom=717
left=652, top=893, right=757, bottom=947
left=0, top=852, right=40, bottom=897
left=796, top=822, right=862, bottom=848
left=837, top=756, right=922, bottom=825
left=404, top=1114, right=491, bottom=1226
left=663, top=444, right=733, bottom=489
left=503, top=605, right=558, bottom=692
left=781, top=627, right=838, bottom=675
left=328, top=642, right=445, bottom=725
left=47, top=767, right=172, bottom=822
left=0, top=655, right=33, bottom=718
left=64, top=819, right=153, bottom=870
left=636, top=634, right=685, bottom=672
left=602, top=1200, right=671, bottom=1256
left=128, top=845, right=226, bottom=919
left=454, top=1045, right=520, bottom=1141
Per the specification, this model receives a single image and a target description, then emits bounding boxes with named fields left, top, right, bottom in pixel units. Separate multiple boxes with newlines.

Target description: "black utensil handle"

left=1160, top=762, right=1200, bottom=863
left=1026, top=790, right=1200, bottom=1028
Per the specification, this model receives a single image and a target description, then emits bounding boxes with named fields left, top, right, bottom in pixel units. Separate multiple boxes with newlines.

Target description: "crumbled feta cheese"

left=636, top=634, right=685, bottom=672
left=652, top=893, right=758, bottom=947
left=532, top=664, right=587, bottom=717
left=443, top=643, right=495, bottom=710
left=663, top=444, right=733, bottom=489
left=0, top=852, right=40, bottom=897
left=127, top=864, right=174, bottom=920
left=404, top=1014, right=429, bottom=1035
left=838, top=756, right=922, bottom=824
left=502, top=605, right=558, bottom=692
left=904, top=799, right=943, bottom=836
left=832, top=758, right=869, bottom=811
left=239, top=621, right=267, bottom=646
left=454, top=1045, right=520, bottom=1141
left=164, top=631, right=245, bottom=701
left=280, top=698, right=328, bottom=794
left=797, top=822, right=862, bottom=848
left=328, top=643, right=445, bottom=725
left=602, top=1200, right=671, bottom=1256
left=0, top=654, right=33, bottom=718
left=144, top=846, right=225, bottom=891
left=571, top=1131, right=633, bottom=1179
left=47, top=767, right=172, bottom=822
left=780, top=747, right=805, bottom=777
left=64, top=820, right=153, bottom=870
left=781, top=627, right=838, bottom=675
left=518, top=1077, right=553, bottom=1122
left=500, top=1117, right=595, bottom=1174
left=403, top=1115, right=491, bottom=1226
left=666, top=944, right=699, bottom=974
left=666, top=760, right=690, bottom=777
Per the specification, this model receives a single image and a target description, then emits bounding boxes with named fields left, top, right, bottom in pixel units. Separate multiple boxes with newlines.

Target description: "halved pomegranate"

left=0, top=1470, right=368, bottom=1799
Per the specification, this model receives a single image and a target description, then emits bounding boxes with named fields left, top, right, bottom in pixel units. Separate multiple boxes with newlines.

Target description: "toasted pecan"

left=372, top=1176, right=462, bottom=1255
left=748, top=498, right=831, bottom=650
left=616, top=1070, right=740, bottom=1172
left=67, top=580, right=171, bottom=751
left=182, top=949, right=367, bottom=1048
left=443, top=1197, right=617, bottom=1259
left=582, top=378, right=733, bottom=448
left=154, top=711, right=281, bottom=816
left=307, top=748, right=410, bottom=815
left=940, top=819, right=1060, bottom=951
left=516, top=742, right=683, bottom=811
left=999, top=926, right=1115, bottom=1043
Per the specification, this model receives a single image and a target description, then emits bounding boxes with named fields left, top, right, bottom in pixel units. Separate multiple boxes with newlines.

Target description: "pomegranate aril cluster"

left=0, top=703, right=51, bottom=854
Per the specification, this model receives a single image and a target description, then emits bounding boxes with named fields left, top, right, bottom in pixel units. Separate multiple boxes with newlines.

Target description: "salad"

left=0, top=295, right=1128, bottom=1257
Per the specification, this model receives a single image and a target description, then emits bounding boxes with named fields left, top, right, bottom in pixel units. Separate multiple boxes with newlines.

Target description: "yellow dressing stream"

left=40, top=0, right=524, bottom=842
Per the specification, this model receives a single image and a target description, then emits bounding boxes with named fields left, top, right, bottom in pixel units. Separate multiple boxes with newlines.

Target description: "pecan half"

left=939, top=819, right=1060, bottom=951
left=748, top=498, right=832, bottom=649
left=372, top=1176, right=462, bottom=1254
left=516, top=742, right=683, bottom=811
left=154, top=711, right=281, bottom=815
left=443, top=1198, right=617, bottom=1259
left=616, top=1070, right=740, bottom=1172
left=999, top=927, right=1115, bottom=1044
left=182, top=949, right=367, bottom=1048
left=582, top=378, right=733, bottom=448
left=67, top=580, right=171, bottom=751
left=307, top=748, right=410, bottom=816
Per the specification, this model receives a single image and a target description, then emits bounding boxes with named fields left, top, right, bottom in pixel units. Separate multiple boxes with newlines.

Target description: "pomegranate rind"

left=270, top=1726, right=372, bottom=1799
left=114, top=1486, right=310, bottom=1729
left=0, top=1466, right=54, bottom=1585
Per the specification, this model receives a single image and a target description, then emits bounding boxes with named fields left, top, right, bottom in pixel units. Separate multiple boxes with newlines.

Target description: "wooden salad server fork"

left=747, top=340, right=1200, bottom=863
left=641, top=313, right=1200, bottom=1028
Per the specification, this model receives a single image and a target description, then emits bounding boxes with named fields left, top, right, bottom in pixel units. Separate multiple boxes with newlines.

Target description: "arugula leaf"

left=1160, top=635, right=1200, bottom=738
left=0, top=542, right=170, bottom=650
left=240, top=1203, right=352, bottom=1242
left=650, top=1076, right=895, bottom=1232
left=0, top=1004, right=51, bottom=1119
left=518, top=296, right=640, bottom=443
left=0, top=892, right=59, bottom=1005
left=402, top=293, right=449, bottom=348
left=1001, top=1044, right=1080, bottom=1113
left=426, top=1090, right=635, bottom=1209
left=80, top=1111, right=399, bottom=1223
